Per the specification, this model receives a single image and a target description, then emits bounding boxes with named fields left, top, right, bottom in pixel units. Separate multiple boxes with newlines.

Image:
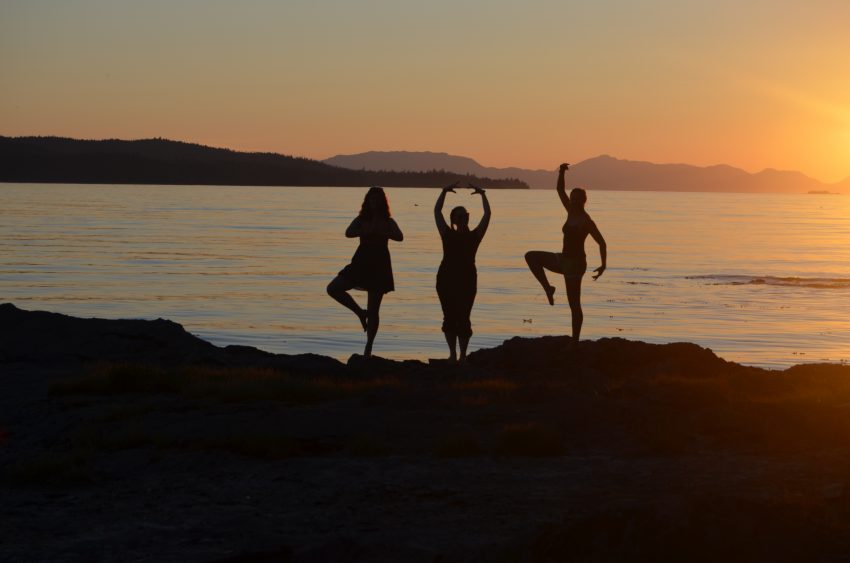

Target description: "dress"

left=559, top=220, right=590, bottom=277
left=436, top=228, right=481, bottom=338
left=338, top=228, right=395, bottom=294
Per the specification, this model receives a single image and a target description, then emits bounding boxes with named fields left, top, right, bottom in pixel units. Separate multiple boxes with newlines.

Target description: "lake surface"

left=2, top=184, right=849, bottom=368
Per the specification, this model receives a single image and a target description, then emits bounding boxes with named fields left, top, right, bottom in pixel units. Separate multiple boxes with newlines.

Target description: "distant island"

left=326, top=151, right=554, bottom=190
left=326, top=151, right=850, bottom=194
left=0, top=137, right=528, bottom=189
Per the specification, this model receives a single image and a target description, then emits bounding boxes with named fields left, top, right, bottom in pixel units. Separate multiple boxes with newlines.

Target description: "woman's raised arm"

left=471, top=185, right=491, bottom=238
left=556, top=163, right=571, bottom=212
left=434, top=183, right=456, bottom=235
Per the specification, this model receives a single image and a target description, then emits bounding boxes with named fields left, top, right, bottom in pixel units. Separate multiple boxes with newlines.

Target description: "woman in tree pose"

left=327, top=187, right=403, bottom=357
left=434, top=183, right=491, bottom=361
left=524, top=163, right=606, bottom=345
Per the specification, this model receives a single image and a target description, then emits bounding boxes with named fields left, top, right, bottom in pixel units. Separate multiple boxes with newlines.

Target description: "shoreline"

left=4, top=302, right=850, bottom=561
left=1, top=302, right=841, bottom=374
left=4, top=180, right=847, bottom=195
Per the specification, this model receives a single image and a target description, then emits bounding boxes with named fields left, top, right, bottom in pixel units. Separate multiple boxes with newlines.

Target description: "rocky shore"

left=3, top=303, right=850, bottom=562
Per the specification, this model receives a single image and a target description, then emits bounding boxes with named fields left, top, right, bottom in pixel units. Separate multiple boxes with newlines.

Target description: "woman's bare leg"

left=444, top=331, right=458, bottom=362
left=565, top=275, right=584, bottom=345
left=364, top=290, right=384, bottom=357
left=327, top=276, right=367, bottom=330
left=458, top=334, right=471, bottom=362
left=525, top=251, right=562, bottom=305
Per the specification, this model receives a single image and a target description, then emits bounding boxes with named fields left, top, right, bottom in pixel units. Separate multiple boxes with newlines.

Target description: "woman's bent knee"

left=327, top=278, right=341, bottom=296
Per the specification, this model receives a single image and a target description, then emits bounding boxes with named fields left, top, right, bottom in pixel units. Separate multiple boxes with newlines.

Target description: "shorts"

left=558, top=254, right=587, bottom=278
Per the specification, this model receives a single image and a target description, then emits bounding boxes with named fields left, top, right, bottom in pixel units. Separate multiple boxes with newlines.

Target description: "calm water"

left=2, top=184, right=849, bottom=369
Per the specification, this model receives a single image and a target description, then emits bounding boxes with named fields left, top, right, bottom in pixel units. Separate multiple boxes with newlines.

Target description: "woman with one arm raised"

left=327, top=187, right=403, bottom=358
left=525, top=163, right=606, bottom=346
left=434, top=182, right=491, bottom=362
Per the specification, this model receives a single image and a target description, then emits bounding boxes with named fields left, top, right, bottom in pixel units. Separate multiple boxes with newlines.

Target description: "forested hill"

left=0, top=137, right=528, bottom=189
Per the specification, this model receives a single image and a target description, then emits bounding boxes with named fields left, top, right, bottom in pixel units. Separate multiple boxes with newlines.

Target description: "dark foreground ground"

left=3, top=302, right=850, bottom=562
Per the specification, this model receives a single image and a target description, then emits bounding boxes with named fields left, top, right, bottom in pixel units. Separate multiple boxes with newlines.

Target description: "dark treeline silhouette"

left=0, top=136, right=528, bottom=189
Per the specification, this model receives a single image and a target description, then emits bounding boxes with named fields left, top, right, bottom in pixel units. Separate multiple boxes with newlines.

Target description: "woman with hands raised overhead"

left=434, top=182, right=491, bottom=362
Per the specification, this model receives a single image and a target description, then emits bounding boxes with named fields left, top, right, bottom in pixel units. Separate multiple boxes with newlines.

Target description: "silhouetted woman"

left=327, top=187, right=403, bottom=357
left=525, top=163, right=606, bottom=346
left=434, top=183, right=491, bottom=362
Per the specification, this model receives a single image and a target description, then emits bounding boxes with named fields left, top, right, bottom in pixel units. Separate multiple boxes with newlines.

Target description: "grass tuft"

left=497, top=422, right=565, bottom=457
left=346, top=435, right=390, bottom=457
left=68, top=421, right=336, bottom=460
left=435, top=435, right=484, bottom=458
left=50, top=363, right=398, bottom=404
left=195, top=434, right=306, bottom=459
left=451, top=379, right=520, bottom=393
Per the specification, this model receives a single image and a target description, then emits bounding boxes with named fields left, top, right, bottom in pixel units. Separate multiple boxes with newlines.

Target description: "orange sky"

left=2, top=1, right=849, bottom=182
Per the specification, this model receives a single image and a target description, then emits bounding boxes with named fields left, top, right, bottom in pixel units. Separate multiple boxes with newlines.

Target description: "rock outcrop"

left=0, top=303, right=344, bottom=375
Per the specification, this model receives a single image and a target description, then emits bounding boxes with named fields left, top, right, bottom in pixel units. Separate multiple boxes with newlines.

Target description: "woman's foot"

left=545, top=285, right=556, bottom=306
left=357, top=309, right=368, bottom=331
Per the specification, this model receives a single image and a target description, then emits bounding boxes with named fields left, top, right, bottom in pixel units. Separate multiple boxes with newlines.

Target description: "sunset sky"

left=2, top=0, right=849, bottom=182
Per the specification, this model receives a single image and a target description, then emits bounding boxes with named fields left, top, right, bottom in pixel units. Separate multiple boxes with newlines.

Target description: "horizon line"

left=4, top=132, right=848, bottom=185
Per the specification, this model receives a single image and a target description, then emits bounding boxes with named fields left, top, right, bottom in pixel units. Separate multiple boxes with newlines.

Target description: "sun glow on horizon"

left=2, top=0, right=850, bottom=183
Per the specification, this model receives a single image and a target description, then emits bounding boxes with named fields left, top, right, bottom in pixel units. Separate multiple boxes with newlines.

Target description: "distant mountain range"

left=0, top=137, right=528, bottom=189
left=325, top=151, right=850, bottom=193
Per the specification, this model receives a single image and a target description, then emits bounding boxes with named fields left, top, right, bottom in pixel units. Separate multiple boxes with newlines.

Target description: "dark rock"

left=346, top=354, right=428, bottom=377
left=0, top=303, right=216, bottom=366
left=467, top=335, right=741, bottom=379
left=0, top=303, right=345, bottom=375
left=2, top=303, right=838, bottom=383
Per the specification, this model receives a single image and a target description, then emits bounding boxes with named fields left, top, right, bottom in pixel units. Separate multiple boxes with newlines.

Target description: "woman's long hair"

left=359, top=187, right=391, bottom=221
